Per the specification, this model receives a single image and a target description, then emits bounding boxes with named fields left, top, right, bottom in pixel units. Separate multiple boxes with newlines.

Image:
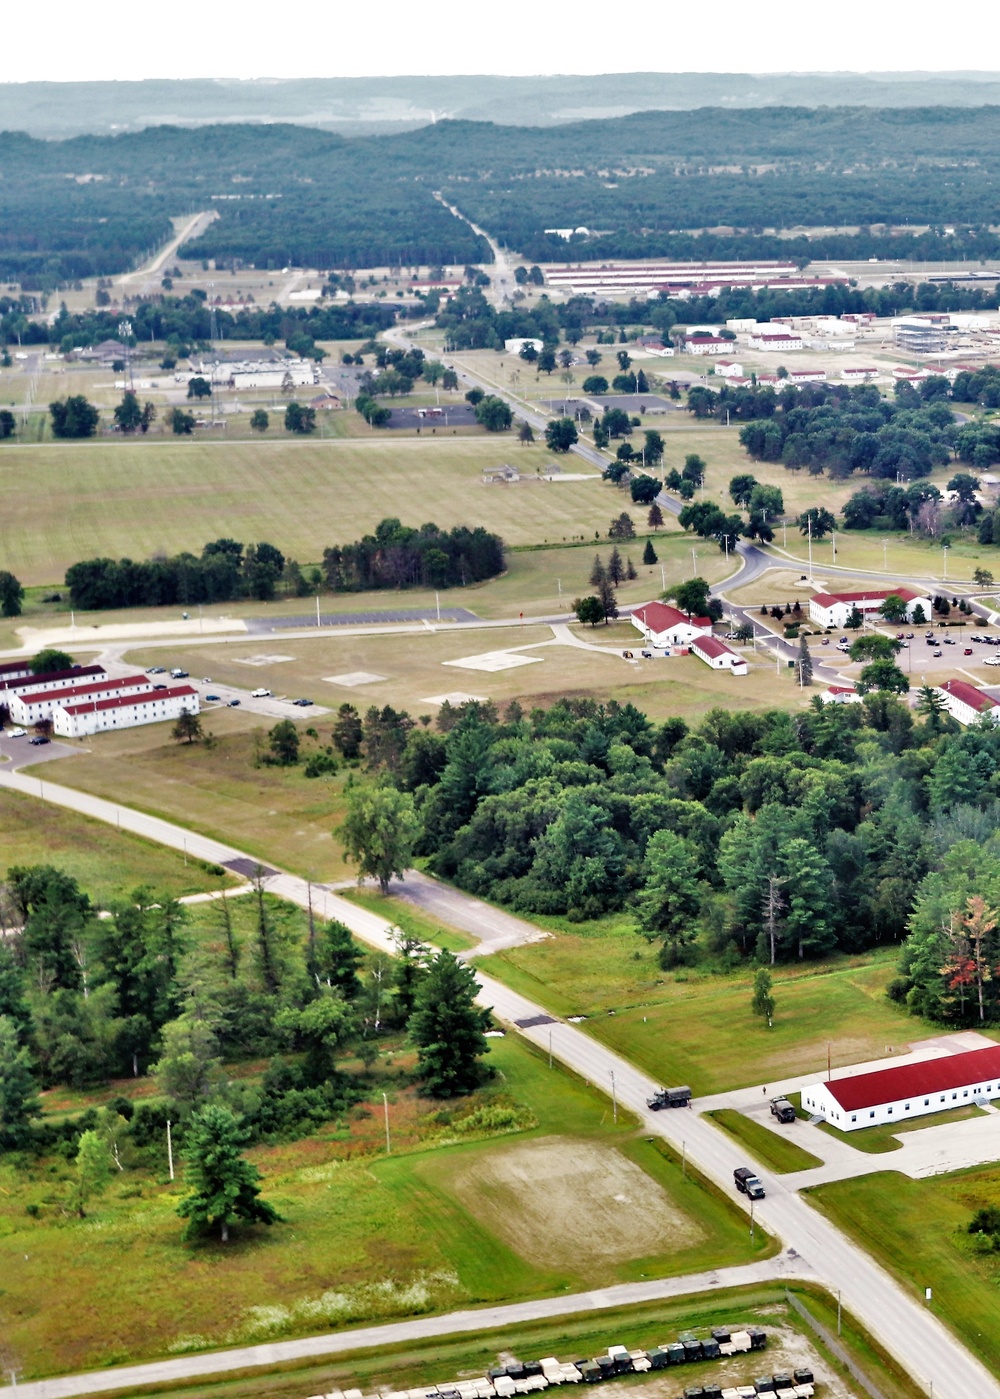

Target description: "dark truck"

left=734, top=1166, right=765, bottom=1199
left=770, top=1097, right=796, bottom=1124
left=646, top=1085, right=692, bottom=1110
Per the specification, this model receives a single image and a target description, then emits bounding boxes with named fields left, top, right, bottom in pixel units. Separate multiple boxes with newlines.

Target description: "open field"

left=486, top=935, right=922, bottom=1096
left=771, top=527, right=1000, bottom=588
left=0, top=530, right=720, bottom=652
left=0, top=785, right=231, bottom=902
left=0, top=437, right=624, bottom=586
left=82, top=1285, right=923, bottom=1399
left=706, top=1109, right=824, bottom=1173
left=1, top=1035, right=775, bottom=1379
left=117, top=621, right=807, bottom=731
left=810, top=1165, right=1000, bottom=1382
left=32, top=713, right=354, bottom=883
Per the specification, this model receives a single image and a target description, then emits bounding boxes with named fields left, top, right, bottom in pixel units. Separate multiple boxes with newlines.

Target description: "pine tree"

left=308, top=920, right=363, bottom=998
left=0, top=1014, right=39, bottom=1149
left=589, top=553, right=606, bottom=587
left=647, top=502, right=664, bottom=529
left=408, top=951, right=492, bottom=1097
left=598, top=575, right=619, bottom=623
left=608, top=545, right=624, bottom=585
left=643, top=539, right=658, bottom=565
left=178, top=1105, right=282, bottom=1242
left=796, top=633, right=814, bottom=686
left=625, top=557, right=637, bottom=580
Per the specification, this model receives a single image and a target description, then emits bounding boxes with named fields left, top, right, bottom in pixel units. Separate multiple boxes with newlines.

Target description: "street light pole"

left=610, top=1070, right=617, bottom=1124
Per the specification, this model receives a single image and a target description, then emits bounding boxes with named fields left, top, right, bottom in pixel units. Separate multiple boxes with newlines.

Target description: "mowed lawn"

left=3, top=1036, right=772, bottom=1378
left=0, top=437, right=622, bottom=585
left=487, top=933, right=917, bottom=1095
left=809, top=1165, right=1000, bottom=1381
left=0, top=786, right=230, bottom=903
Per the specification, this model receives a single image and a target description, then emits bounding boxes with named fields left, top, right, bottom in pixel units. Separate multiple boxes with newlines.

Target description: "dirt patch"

left=585, top=1321, right=854, bottom=1398
left=441, top=1136, right=704, bottom=1269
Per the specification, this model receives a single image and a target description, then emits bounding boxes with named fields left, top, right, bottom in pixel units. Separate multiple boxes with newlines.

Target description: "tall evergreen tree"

left=796, top=633, right=814, bottom=687
left=177, top=1105, right=282, bottom=1242
left=0, top=1015, right=39, bottom=1149
left=308, top=920, right=363, bottom=997
left=408, top=951, right=492, bottom=1097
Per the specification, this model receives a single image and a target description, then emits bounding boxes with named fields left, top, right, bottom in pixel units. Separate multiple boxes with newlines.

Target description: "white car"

left=250, top=687, right=272, bottom=698
left=6, top=727, right=26, bottom=738
left=984, top=656, right=1000, bottom=667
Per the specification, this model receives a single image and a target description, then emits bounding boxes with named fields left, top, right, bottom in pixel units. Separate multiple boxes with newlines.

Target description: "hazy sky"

left=6, top=0, right=1000, bottom=82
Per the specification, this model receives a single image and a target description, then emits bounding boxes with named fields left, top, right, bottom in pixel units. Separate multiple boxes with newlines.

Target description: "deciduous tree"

left=340, top=784, right=420, bottom=894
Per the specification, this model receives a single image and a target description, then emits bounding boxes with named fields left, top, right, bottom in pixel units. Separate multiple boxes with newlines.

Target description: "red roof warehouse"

left=803, top=1044, right=1000, bottom=1130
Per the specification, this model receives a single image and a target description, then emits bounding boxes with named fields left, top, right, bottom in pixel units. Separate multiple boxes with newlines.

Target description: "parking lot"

left=138, top=664, right=331, bottom=720
left=819, top=626, right=1000, bottom=687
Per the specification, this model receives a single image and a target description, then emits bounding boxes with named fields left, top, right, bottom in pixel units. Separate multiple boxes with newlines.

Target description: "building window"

left=905, top=1103, right=910, bottom=1111
left=952, top=1093, right=957, bottom=1100
left=870, top=1111, right=875, bottom=1119
left=924, top=1099, right=929, bottom=1106
left=888, top=1106, right=893, bottom=1114
left=851, top=1115, right=856, bottom=1123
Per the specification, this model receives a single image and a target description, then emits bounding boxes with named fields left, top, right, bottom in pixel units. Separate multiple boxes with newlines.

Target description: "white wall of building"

left=54, top=689, right=199, bottom=739
left=802, top=1075, right=1000, bottom=1131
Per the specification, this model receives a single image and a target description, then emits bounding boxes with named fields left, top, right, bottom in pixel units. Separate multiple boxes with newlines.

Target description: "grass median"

left=706, top=1109, right=823, bottom=1173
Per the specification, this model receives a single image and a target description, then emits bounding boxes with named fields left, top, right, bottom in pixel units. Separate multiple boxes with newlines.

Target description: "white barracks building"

left=54, top=684, right=199, bottom=738
left=803, top=1044, right=1000, bottom=1131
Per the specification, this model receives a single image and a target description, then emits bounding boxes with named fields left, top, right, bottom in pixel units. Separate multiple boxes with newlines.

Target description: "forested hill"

left=9, top=73, right=1000, bottom=139
left=8, top=105, right=1000, bottom=282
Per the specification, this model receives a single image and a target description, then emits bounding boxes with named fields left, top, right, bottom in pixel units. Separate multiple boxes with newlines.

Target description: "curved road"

left=1, top=766, right=997, bottom=1399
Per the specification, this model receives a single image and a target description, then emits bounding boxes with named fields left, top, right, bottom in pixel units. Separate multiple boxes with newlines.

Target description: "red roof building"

left=803, top=1043, right=1000, bottom=1130
left=691, top=635, right=748, bottom=674
left=631, top=603, right=713, bottom=648
left=809, top=587, right=930, bottom=627
left=936, top=679, right=1000, bottom=726
left=54, top=685, right=199, bottom=739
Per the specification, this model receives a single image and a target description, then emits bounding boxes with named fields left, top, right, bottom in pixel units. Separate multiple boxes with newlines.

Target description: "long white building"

left=631, top=602, right=713, bottom=648
left=802, top=1044, right=1000, bottom=1131
left=54, top=685, right=199, bottom=738
left=0, top=665, right=106, bottom=705
left=10, top=674, right=152, bottom=727
left=936, top=679, right=1000, bottom=727
left=808, top=587, right=930, bottom=629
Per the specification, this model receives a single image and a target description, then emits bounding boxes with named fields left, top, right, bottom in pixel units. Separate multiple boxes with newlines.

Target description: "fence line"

left=784, top=1289, right=889, bottom=1399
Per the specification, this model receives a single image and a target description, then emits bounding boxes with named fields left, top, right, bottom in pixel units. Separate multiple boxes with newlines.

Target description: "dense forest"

left=335, top=693, right=1000, bottom=1027
left=321, top=519, right=505, bottom=592
left=7, top=106, right=1000, bottom=282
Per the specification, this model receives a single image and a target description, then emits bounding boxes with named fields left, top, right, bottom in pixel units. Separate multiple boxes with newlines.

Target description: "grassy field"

left=486, top=933, right=919, bottom=1096
left=0, top=785, right=231, bottom=903
left=0, top=437, right=625, bottom=586
left=32, top=714, right=354, bottom=883
left=772, top=526, right=997, bottom=588
left=2, top=1035, right=775, bottom=1379
left=706, top=1109, right=824, bottom=1173
left=810, top=1164, right=1000, bottom=1382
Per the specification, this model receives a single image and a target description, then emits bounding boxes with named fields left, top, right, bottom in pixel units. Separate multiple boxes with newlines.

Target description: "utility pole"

left=807, top=514, right=813, bottom=583
left=383, top=1093, right=391, bottom=1153
left=610, top=1070, right=617, bottom=1124
left=166, top=1120, right=174, bottom=1180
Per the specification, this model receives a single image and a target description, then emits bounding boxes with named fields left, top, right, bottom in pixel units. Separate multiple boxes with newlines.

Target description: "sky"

left=5, top=0, right=1000, bottom=81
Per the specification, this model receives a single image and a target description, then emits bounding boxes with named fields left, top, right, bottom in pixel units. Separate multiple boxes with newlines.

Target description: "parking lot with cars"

left=141, top=665, right=326, bottom=719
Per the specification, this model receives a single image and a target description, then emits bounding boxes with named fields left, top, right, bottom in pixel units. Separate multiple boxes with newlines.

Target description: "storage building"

left=690, top=635, right=748, bottom=674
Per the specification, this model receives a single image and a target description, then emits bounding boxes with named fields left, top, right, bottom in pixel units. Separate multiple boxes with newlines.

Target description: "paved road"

left=3, top=773, right=998, bottom=1398
left=11, top=1258, right=804, bottom=1399
left=379, top=869, right=551, bottom=953
left=0, top=734, right=79, bottom=771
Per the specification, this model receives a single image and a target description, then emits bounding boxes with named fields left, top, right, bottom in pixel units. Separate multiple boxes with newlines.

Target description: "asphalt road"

left=1, top=766, right=998, bottom=1399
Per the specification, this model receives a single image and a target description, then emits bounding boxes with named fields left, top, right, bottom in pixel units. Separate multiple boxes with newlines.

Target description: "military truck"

left=770, top=1097, right=796, bottom=1124
left=646, top=1085, right=692, bottom=1110
left=733, top=1166, right=766, bottom=1199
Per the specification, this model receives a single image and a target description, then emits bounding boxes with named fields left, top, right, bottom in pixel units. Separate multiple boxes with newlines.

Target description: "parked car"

left=734, top=1166, right=765, bottom=1199
left=28, top=735, right=50, bottom=746
left=251, top=687, right=272, bottom=698
left=292, top=697, right=313, bottom=707
left=153, top=683, right=168, bottom=690
left=205, top=693, right=221, bottom=701
left=7, top=727, right=26, bottom=738
left=933, top=649, right=943, bottom=657
left=984, top=655, right=1000, bottom=667
left=146, top=665, right=166, bottom=674
left=965, top=648, right=974, bottom=656
left=170, top=668, right=189, bottom=678
left=228, top=698, right=241, bottom=706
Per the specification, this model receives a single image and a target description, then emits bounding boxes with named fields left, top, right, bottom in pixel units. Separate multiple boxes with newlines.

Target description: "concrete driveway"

left=0, top=732, right=80, bottom=771
left=378, top=869, right=550, bottom=954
